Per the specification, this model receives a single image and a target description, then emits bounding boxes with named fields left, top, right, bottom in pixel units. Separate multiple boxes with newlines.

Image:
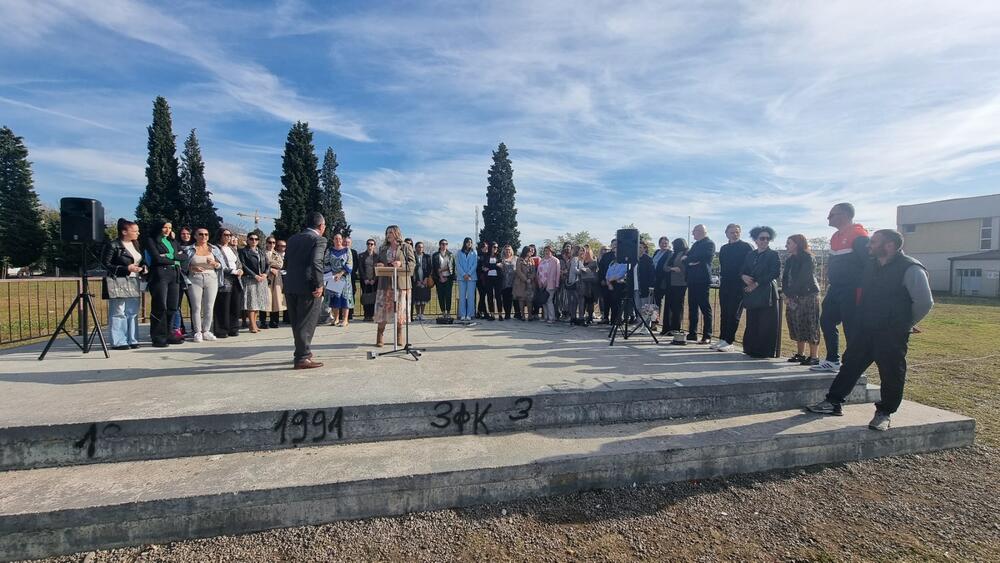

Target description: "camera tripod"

left=607, top=262, right=659, bottom=346
left=39, top=244, right=109, bottom=360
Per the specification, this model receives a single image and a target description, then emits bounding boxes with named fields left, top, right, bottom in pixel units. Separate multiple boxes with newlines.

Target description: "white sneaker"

left=193, top=332, right=203, bottom=343
left=710, top=340, right=727, bottom=350
left=202, top=332, right=216, bottom=341
left=717, top=343, right=735, bottom=352
left=810, top=360, right=841, bottom=373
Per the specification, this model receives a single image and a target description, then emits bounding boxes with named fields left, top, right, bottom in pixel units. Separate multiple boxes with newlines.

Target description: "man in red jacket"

left=811, top=203, right=869, bottom=373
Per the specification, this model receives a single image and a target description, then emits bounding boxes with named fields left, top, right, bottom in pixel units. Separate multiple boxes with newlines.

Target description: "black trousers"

left=820, top=284, right=859, bottom=363
left=826, top=329, right=909, bottom=414
left=600, top=285, right=613, bottom=321
left=479, top=277, right=497, bottom=315
left=687, top=282, right=712, bottom=339
left=149, top=268, right=180, bottom=345
left=361, top=281, right=377, bottom=319
left=501, top=287, right=513, bottom=318
left=286, top=292, right=323, bottom=363
left=213, top=280, right=243, bottom=336
left=436, top=279, right=454, bottom=315
left=718, top=281, right=744, bottom=344
left=666, top=285, right=686, bottom=332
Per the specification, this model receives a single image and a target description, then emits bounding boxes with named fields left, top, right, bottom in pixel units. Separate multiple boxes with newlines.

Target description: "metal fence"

left=2, top=276, right=782, bottom=354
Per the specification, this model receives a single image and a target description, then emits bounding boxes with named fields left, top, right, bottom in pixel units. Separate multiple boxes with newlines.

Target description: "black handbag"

left=742, top=280, right=776, bottom=309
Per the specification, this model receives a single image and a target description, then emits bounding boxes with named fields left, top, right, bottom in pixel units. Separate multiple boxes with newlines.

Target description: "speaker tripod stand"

left=607, top=262, right=659, bottom=346
left=39, top=244, right=109, bottom=361
left=367, top=265, right=426, bottom=361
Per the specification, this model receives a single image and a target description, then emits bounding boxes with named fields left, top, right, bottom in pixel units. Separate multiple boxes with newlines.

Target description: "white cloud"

left=29, top=147, right=145, bottom=187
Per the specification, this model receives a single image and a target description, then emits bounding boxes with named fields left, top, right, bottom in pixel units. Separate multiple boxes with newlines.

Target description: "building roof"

left=897, top=193, right=1000, bottom=225
left=948, top=250, right=1000, bottom=262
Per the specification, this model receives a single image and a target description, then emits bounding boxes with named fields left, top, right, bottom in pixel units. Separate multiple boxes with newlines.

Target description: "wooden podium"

left=368, top=265, right=424, bottom=361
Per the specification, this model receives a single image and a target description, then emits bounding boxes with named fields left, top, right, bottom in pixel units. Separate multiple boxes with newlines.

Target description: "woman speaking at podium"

left=374, top=225, right=415, bottom=347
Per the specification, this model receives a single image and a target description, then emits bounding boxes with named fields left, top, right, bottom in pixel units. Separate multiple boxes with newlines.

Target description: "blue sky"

left=2, top=1, right=1000, bottom=248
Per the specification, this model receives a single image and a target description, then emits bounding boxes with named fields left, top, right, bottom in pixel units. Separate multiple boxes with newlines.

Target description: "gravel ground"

left=30, top=445, right=999, bottom=563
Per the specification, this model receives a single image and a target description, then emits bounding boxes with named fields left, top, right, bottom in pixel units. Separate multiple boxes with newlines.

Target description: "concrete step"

left=0, top=401, right=974, bottom=561
left=0, top=374, right=870, bottom=471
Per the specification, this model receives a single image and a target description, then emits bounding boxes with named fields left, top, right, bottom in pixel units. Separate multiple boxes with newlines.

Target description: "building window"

left=982, top=218, right=993, bottom=250
left=902, top=224, right=916, bottom=233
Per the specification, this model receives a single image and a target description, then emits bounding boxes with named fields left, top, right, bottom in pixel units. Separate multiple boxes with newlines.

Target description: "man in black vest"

left=283, top=212, right=328, bottom=370
left=807, top=229, right=933, bottom=431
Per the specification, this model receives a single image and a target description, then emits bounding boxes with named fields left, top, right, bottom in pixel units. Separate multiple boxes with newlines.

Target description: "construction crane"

left=235, top=210, right=276, bottom=232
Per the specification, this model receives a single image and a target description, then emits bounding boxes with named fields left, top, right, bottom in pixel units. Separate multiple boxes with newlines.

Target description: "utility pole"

left=235, top=210, right=276, bottom=232
left=475, top=206, right=480, bottom=243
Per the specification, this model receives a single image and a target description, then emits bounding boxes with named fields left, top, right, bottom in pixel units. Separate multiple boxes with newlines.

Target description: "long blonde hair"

left=382, top=225, right=403, bottom=248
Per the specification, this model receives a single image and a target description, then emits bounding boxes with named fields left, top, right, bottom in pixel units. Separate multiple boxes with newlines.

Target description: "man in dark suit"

left=283, top=212, right=327, bottom=369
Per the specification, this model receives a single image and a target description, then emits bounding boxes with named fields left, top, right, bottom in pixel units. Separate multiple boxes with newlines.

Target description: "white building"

left=896, top=194, right=1000, bottom=293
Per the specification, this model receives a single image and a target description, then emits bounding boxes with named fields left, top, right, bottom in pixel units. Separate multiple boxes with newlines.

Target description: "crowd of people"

left=100, top=202, right=933, bottom=431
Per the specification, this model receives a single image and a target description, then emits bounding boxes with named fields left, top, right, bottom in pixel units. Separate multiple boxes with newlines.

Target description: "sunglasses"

left=222, top=233, right=232, bottom=237
left=248, top=237, right=259, bottom=241
left=196, top=232, right=209, bottom=237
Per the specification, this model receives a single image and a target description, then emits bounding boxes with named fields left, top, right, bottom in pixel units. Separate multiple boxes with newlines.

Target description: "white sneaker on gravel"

left=202, top=332, right=216, bottom=341
left=868, top=413, right=891, bottom=431
left=710, top=340, right=727, bottom=350
left=193, top=332, right=203, bottom=343
left=810, top=360, right=841, bottom=373
left=717, top=343, right=735, bottom=352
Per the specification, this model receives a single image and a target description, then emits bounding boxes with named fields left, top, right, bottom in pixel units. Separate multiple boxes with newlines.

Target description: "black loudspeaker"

left=60, top=198, right=105, bottom=243
left=616, top=228, right=639, bottom=264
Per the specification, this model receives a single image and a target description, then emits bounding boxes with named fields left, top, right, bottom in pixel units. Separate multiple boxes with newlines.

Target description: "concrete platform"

left=0, top=401, right=974, bottom=562
left=0, top=322, right=870, bottom=470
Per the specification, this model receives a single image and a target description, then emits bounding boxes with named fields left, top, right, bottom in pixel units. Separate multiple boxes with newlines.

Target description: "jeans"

left=543, top=288, right=557, bottom=321
left=820, top=284, right=859, bottom=363
left=108, top=297, right=140, bottom=347
left=458, top=279, right=476, bottom=318
left=187, top=272, right=219, bottom=335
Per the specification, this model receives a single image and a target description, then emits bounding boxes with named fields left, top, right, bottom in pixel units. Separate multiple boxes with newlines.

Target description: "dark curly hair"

left=749, top=226, right=776, bottom=241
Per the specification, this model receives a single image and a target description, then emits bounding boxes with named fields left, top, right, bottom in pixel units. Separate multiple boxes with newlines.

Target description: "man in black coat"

left=283, top=212, right=327, bottom=369
left=715, top=223, right=753, bottom=351
left=684, top=224, right=716, bottom=344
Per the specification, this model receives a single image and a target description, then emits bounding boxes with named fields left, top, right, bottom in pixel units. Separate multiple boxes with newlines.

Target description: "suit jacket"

left=685, top=237, right=716, bottom=285
left=143, top=236, right=181, bottom=282
left=652, top=249, right=673, bottom=291
left=637, top=254, right=654, bottom=297
left=376, top=243, right=416, bottom=290
left=350, top=248, right=361, bottom=284
left=283, top=228, right=327, bottom=295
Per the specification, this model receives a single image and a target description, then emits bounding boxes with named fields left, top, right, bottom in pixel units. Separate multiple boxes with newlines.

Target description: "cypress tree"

left=274, top=121, right=320, bottom=240
left=136, top=96, right=182, bottom=234
left=179, top=129, right=221, bottom=232
left=319, top=147, right=349, bottom=236
left=479, top=142, right=520, bottom=248
left=0, top=126, right=46, bottom=267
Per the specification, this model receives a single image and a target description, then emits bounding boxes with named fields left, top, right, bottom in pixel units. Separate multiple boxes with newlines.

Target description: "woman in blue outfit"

left=325, top=232, right=354, bottom=327
left=456, top=237, right=478, bottom=321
